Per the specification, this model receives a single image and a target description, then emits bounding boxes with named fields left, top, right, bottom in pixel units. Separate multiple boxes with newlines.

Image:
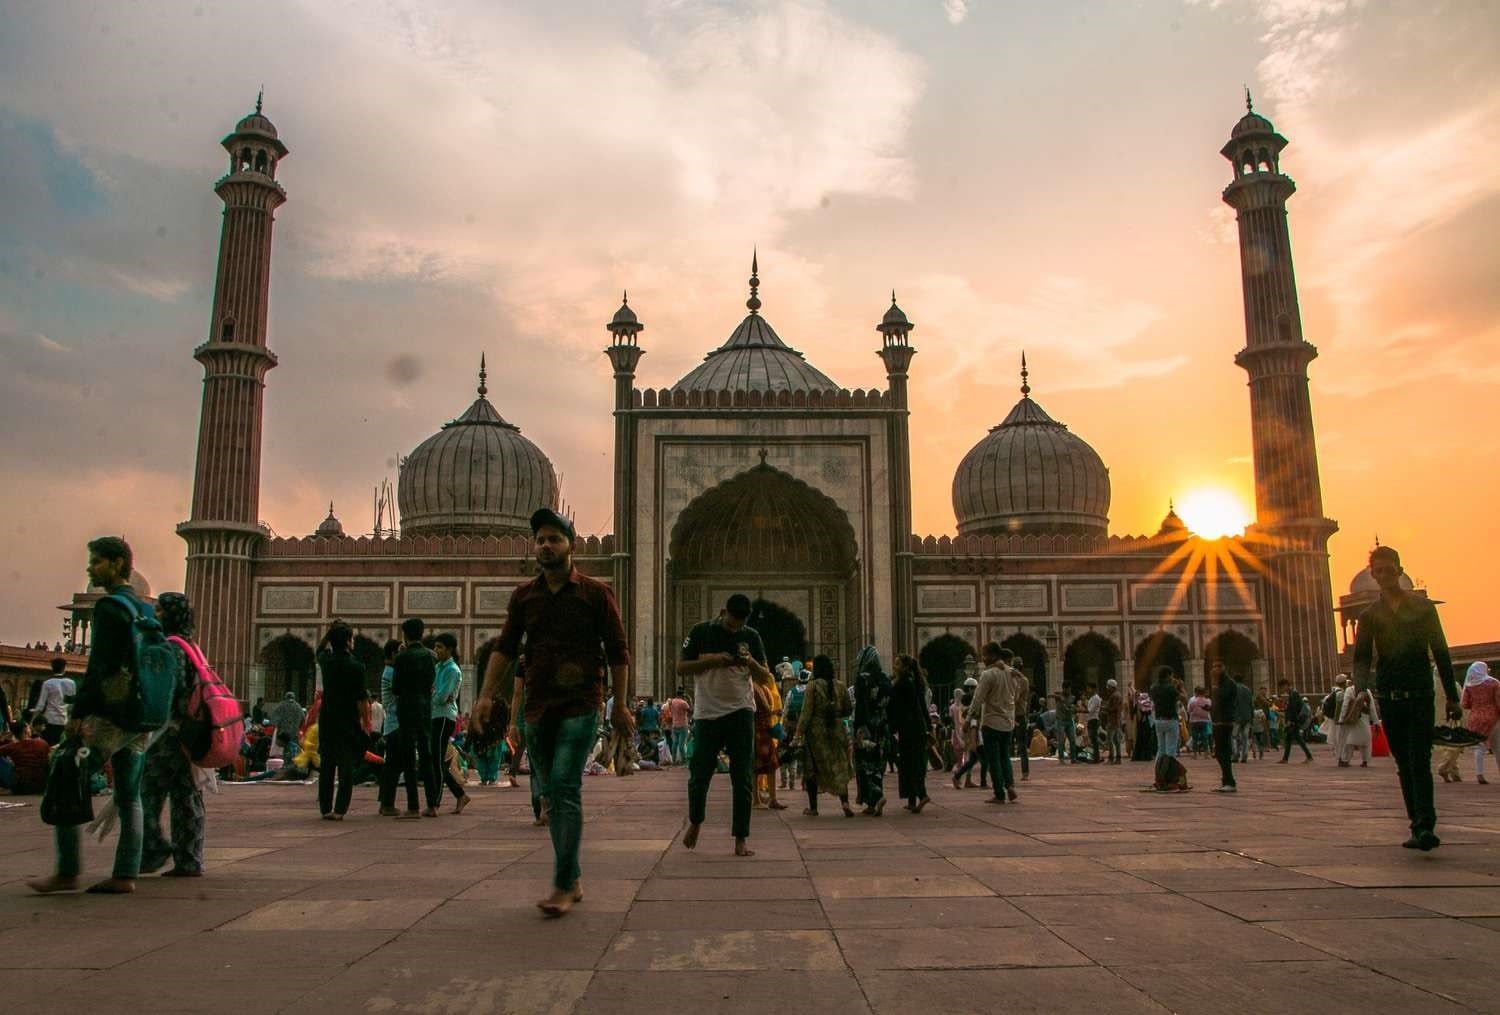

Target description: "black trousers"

left=1211, top=723, right=1235, bottom=788
left=1015, top=716, right=1030, bottom=776
left=385, top=710, right=433, bottom=811
left=430, top=717, right=467, bottom=808
left=319, top=733, right=358, bottom=815
left=687, top=710, right=754, bottom=839
left=1381, top=696, right=1436, bottom=836
left=1281, top=723, right=1313, bottom=761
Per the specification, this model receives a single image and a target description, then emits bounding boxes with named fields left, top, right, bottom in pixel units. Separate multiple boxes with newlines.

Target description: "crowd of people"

left=12, top=531, right=1485, bottom=904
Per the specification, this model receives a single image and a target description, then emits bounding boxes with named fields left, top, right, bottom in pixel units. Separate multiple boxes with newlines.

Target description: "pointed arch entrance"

left=668, top=465, right=859, bottom=696
left=259, top=633, right=315, bottom=704
left=1133, top=631, right=1189, bottom=689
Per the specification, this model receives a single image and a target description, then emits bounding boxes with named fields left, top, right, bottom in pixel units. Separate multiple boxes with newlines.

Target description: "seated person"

left=0, top=722, right=52, bottom=794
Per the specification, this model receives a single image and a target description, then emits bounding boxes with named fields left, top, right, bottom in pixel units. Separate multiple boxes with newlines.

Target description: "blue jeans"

left=1056, top=718, right=1078, bottom=762
left=525, top=710, right=598, bottom=891
left=1154, top=718, right=1180, bottom=760
left=57, top=746, right=143, bottom=880
left=670, top=727, right=688, bottom=763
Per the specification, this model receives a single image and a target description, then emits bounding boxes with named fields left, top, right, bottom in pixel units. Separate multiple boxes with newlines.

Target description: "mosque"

left=176, top=97, right=1343, bottom=707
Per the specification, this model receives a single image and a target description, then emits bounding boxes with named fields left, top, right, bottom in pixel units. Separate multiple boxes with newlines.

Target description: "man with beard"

left=474, top=508, right=632, bottom=916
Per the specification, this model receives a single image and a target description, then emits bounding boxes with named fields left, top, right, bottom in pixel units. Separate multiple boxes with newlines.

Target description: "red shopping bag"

left=1371, top=723, right=1390, bottom=758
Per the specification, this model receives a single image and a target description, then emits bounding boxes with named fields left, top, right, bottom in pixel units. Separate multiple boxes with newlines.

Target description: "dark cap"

left=530, top=507, right=575, bottom=542
left=725, top=593, right=752, bottom=618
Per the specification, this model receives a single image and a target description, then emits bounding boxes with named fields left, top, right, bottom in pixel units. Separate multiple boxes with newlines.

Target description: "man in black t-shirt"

left=677, top=595, right=769, bottom=857
left=315, top=622, right=369, bottom=820
left=389, top=618, right=437, bottom=818
left=1278, top=680, right=1313, bottom=763
left=1149, top=667, right=1185, bottom=760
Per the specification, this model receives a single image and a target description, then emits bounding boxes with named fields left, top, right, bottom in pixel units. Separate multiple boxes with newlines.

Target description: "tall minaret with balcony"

left=605, top=291, right=645, bottom=682
left=877, top=294, right=917, bottom=653
left=178, top=96, right=288, bottom=689
left=1221, top=92, right=1338, bottom=686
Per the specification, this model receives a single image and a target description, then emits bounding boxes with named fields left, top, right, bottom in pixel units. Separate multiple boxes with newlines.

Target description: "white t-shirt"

left=40, top=677, right=76, bottom=725
left=1086, top=694, right=1102, bottom=720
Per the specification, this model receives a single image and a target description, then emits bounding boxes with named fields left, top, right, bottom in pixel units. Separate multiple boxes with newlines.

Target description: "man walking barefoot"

left=678, top=594, right=769, bottom=856
left=1353, top=545, right=1461, bottom=850
left=474, top=508, right=632, bottom=916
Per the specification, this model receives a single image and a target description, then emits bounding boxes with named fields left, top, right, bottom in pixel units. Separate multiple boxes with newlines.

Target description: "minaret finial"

left=747, top=249, right=762, bottom=315
left=256, top=87, right=264, bottom=115
left=328, top=500, right=334, bottom=515
left=891, top=289, right=898, bottom=305
left=1020, top=351, right=1030, bottom=398
left=1244, top=86, right=1253, bottom=113
left=478, top=353, right=488, bottom=398
left=622, top=289, right=628, bottom=305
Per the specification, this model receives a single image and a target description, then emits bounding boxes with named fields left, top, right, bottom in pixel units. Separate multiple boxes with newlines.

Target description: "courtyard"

left=1, top=750, right=1496, bottom=1014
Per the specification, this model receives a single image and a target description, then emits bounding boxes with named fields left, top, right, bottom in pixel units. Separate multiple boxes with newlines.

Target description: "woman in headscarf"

left=888, top=654, right=932, bottom=813
left=852, top=645, right=891, bottom=815
left=946, top=687, right=965, bottom=771
left=751, top=662, right=786, bottom=809
left=1335, top=678, right=1378, bottom=768
left=139, top=592, right=207, bottom=877
left=1131, top=690, right=1156, bottom=761
left=801, top=655, right=854, bottom=817
left=1462, top=662, right=1500, bottom=784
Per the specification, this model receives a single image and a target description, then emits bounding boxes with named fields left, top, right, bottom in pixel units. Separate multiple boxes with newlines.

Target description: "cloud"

left=944, top=0, right=972, bottom=25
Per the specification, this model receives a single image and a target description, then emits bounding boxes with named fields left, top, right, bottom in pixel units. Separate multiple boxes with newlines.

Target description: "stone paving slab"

left=2, top=749, right=1495, bottom=1012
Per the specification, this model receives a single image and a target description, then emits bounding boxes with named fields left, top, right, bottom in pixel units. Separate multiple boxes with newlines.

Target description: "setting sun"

left=1175, top=488, right=1253, bottom=539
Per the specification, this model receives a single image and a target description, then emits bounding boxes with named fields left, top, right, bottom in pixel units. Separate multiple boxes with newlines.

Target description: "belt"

left=1379, top=690, right=1433, bottom=701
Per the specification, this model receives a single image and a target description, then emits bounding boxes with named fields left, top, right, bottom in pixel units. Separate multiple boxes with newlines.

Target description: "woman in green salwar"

left=801, top=655, right=855, bottom=817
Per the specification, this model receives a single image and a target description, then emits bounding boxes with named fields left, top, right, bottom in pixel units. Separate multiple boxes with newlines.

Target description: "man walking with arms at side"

left=391, top=618, right=438, bottom=819
left=678, top=594, right=768, bottom=856
left=473, top=508, right=632, bottom=915
left=1278, top=679, right=1314, bottom=764
left=1353, top=545, right=1461, bottom=851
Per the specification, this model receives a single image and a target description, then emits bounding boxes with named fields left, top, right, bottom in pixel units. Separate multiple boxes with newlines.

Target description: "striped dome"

left=397, top=371, right=558, bottom=537
left=672, top=313, right=838, bottom=394
left=952, top=392, right=1110, bottom=537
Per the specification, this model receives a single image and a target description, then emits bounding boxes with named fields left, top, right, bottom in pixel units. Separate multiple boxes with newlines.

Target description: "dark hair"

left=725, top=594, right=752, bottom=618
left=812, top=654, right=835, bottom=683
left=999, top=647, right=1015, bottom=662
left=981, top=641, right=1002, bottom=658
left=1086, top=682, right=1097, bottom=691
left=50, top=657, right=66, bottom=674
left=156, top=592, right=195, bottom=638
left=1152, top=665, right=1175, bottom=683
left=327, top=622, right=353, bottom=652
left=401, top=617, right=425, bottom=641
left=384, top=638, right=401, bottom=660
left=9, top=721, right=26, bottom=738
left=434, top=631, right=458, bottom=658
left=87, top=535, right=133, bottom=575
left=1369, top=545, right=1401, bottom=569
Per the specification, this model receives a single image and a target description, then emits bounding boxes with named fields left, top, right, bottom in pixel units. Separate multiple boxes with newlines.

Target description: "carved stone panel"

left=331, top=586, right=391, bottom=615
left=403, top=586, right=462, bottom=615
left=259, top=586, right=318, bottom=615
left=1061, top=583, right=1118, bottom=612
left=916, top=584, right=978, bottom=614
left=989, top=583, right=1048, bottom=613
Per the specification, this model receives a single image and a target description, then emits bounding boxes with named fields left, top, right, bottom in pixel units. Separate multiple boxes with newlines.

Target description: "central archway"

left=668, top=465, right=860, bottom=693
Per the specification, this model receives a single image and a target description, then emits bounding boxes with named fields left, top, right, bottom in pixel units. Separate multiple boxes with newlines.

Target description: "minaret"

left=178, top=97, right=289, bottom=691
left=876, top=292, right=916, bottom=655
left=1221, top=91, right=1338, bottom=687
left=605, top=290, right=645, bottom=690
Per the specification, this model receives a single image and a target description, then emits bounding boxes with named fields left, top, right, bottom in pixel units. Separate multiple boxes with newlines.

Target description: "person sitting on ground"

left=0, top=721, right=51, bottom=795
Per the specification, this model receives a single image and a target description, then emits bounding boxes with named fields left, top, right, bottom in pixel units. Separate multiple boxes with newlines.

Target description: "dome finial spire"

left=1020, top=351, right=1030, bottom=398
left=747, top=249, right=761, bottom=315
left=256, top=86, right=264, bottom=115
left=1244, top=85, right=1253, bottom=113
left=478, top=353, right=488, bottom=398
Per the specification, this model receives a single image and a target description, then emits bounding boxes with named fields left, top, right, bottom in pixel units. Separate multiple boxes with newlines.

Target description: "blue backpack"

left=100, top=592, right=177, bottom=732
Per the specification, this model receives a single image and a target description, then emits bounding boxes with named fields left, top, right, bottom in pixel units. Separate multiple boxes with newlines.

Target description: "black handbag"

left=40, top=739, right=95, bottom=827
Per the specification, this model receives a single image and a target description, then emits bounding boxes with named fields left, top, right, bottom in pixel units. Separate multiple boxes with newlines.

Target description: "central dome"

left=397, top=359, right=559, bottom=537
left=671, top=256, right=839, bottom=394
left=952, top=361, right=1110, bottom=537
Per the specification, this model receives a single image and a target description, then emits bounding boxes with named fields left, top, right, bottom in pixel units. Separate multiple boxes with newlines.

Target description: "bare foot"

left=735, top=839, right=755, bottom=857
left=915, top=797, right=930, bottom=813
left=536, top=883, right=580, bottom=917
left=682, top=823, right=701, bottom=850
left=85, top=878, right=136, bottom=894
left=874, top=796, right=886, bottom=817
left=453, top=795, right=470, bottom=815
left=27, top=876, right=80, bottom=895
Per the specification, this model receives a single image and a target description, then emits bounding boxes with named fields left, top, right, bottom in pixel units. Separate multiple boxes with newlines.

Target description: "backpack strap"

left=107, top=589, right=144, bottom=621
left=166, top=634, right=209, bottom=680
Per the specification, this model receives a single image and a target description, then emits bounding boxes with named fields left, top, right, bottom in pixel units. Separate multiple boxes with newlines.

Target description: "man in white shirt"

left=677, top=595, right=770, bottom=857
left=1085, top=683, right=1104, bottom=764
left=969, top=643, right=1024, bottom=804
left=37, top=659, right=76, bottom=745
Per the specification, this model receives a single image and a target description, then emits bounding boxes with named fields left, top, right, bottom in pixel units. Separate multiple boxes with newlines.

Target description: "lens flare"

left=1175, top=488, right=1252, bottom=539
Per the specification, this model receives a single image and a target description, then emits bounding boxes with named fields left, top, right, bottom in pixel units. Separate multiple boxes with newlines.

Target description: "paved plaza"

left=2, top=749, right=1497, bottom=1014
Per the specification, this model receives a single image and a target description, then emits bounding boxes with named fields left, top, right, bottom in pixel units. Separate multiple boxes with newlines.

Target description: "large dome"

left=1348, top=566, right=1414, bottom=597
left=397, top=362, right=559, bottom=537
left=671, top=257, right=839, bottom=394
left=952, top=366, right=1110, bottom=537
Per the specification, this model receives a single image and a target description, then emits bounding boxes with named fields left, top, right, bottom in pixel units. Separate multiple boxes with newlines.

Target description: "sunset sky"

left=1, top=0, right=1496, bottom=648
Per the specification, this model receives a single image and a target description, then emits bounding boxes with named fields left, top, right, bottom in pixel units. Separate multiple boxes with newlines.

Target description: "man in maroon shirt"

left=474, top=508, right=633, bottom=917
left=0, top=722, right=51, bottom=794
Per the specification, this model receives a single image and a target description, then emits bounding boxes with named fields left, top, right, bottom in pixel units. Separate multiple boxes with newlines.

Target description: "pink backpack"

left=167, top=635, right=245, bottom=768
